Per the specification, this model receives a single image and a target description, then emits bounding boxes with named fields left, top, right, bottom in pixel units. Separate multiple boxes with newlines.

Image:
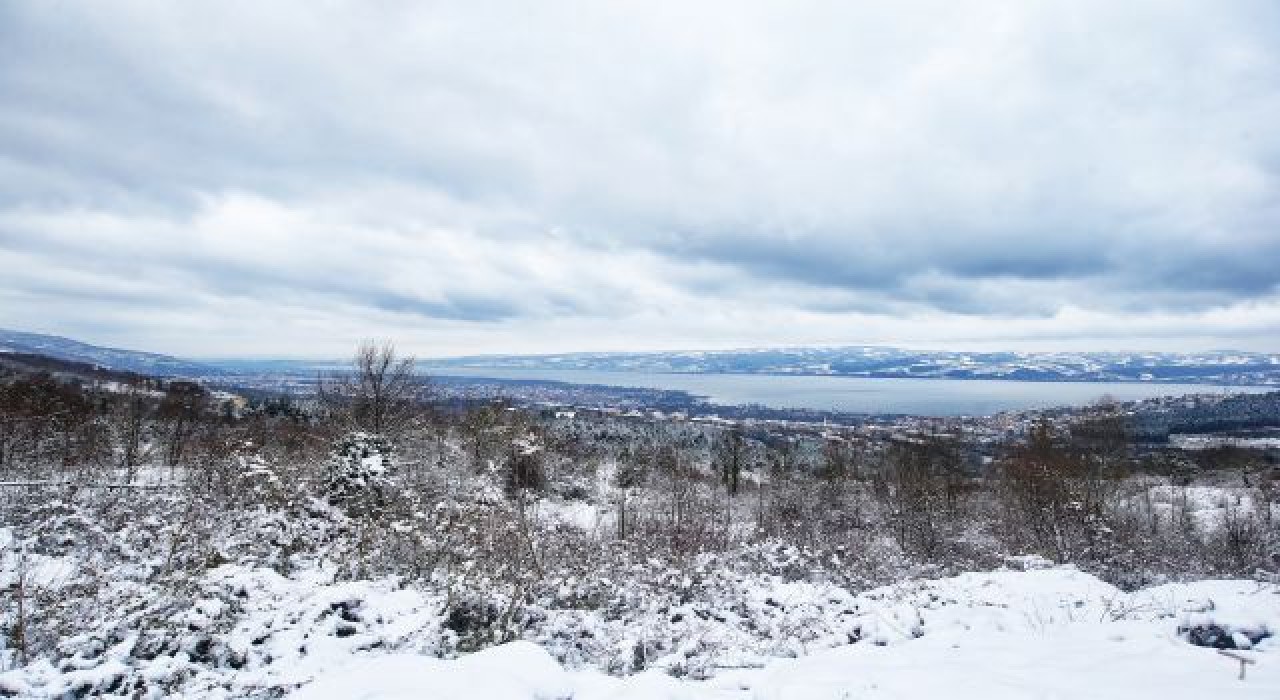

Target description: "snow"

left=536, top=498, right=607, bottom=532
left=747, top=622, right=1277, bottom=699
left=292, top=642, right=576, bottom=700
left=121, top=567, right=1280, bottom=697
left=5, top=516, right=1279, bottom=699
left=1141, top=482, right=1277, bottom=529
left=288, top=568, right=1279, bottom=699
left=1170, top=433, right=1280, bottom=450
left=289, top=604, right=1280, bottom=699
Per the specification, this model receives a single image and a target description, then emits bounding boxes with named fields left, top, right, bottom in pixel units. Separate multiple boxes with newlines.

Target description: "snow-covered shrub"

left=1181, top=620, right=1270, bottom=649
left=230, top=443, right=293, bottom=510
left=443, top=596, right=508, bottom=653
left=1177, top=592, right=1276, bottom=651
left=325, top=432, right=395, bottom=517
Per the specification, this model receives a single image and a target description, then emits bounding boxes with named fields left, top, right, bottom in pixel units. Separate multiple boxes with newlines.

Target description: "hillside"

left=5, top=329, right=1278, bottom=387
left=0, top=329, right=223, bottom=378
left=429, top=347, right=1280, bottom=385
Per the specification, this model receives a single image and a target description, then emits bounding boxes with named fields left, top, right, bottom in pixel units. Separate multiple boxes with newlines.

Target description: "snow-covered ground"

left=290, top=569, right=1280, bottom=699
left=3, top=554, right=1276, bottom=698
left=1169, top=433, right=1280, bottom=450
left=297, top=626, right=1279, bottom=700
left=1139, top=481, right=1278, bottom=530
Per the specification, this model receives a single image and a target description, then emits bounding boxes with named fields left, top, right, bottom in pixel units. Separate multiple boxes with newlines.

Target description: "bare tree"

left=997, top=419, right=1106, bottom=559
left=113, top=379, right=153, bottom=482
left=716, top=427, right=745, bottom=496
left=820, top=437, right=855, bottom=482
left=158, top=381, right=208, bottom=468
left=321, top=341, right=421, bottom=438
left=881, top=436, right=966, bottom=557
left=1069, top=405, right=1132, bottom=520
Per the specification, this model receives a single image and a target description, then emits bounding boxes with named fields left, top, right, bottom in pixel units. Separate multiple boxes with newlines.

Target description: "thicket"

left=1, top=344, right=1277, bottom=679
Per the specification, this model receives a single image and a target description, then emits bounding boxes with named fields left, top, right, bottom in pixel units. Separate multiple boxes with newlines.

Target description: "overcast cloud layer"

left=1, top=1, right=1278, bottom=357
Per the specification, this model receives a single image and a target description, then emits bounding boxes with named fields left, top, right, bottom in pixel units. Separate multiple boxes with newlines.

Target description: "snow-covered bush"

left=325, top=432, right=396, bottom=517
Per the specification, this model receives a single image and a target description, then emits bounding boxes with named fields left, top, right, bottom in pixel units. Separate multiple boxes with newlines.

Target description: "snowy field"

left=1169, top=433, right=1280, bottom=450
left=291, top=570, right=1280, bottom=699
left=3, top=555, right=1276, bottom=698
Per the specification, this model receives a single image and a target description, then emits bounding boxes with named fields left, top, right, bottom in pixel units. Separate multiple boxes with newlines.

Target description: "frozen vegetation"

left=1, top=343, right=1277, bottom=697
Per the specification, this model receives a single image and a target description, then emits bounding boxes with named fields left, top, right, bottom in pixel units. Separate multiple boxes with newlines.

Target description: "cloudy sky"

left=1, top=1, right=1278, bottom=358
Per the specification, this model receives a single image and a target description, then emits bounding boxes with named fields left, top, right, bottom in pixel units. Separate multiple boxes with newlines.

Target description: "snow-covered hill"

left=5, top=328, right=1278, bottom=385
left=0, top=329, right=223, bottom=378
left=428, top=346, right=1280, bottom=385
left=5, top=442, right=1276, bottom=698
left=285, top=569, right=1280, bottom=699
left=3, top=536, right=1276, bottom=699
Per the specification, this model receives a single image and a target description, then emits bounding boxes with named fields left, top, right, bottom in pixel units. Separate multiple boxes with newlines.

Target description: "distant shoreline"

left=422, top=365, right=1280, bottom=387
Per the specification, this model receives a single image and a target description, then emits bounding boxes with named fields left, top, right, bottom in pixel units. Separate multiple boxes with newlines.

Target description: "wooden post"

left=1218, top=649, right=1256, bottom=680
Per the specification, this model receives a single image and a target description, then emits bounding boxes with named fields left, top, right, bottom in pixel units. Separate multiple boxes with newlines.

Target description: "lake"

left=427, top=367, right=1270, bottom=416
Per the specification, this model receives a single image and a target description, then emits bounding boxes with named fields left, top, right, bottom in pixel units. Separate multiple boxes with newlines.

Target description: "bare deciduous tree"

left=881, top=436, right=966, bottom=557
left=113, top=379, right=152, bottom=482
left=158, top=381, right=207, bottom=467
left=716, top=427, right=745, bottom=496
left=321, top=341, right=421, bottom=438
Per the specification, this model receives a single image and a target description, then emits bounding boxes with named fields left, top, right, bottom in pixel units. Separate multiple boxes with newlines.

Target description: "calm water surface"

left=429, top=368, right=1269, bottom=416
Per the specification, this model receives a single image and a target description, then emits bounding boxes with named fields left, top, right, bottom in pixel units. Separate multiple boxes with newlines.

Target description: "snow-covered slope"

left=296, top=629, right=1278, bottom=700
left=291, top=570, right=1280, bottom=699
left=428, top=347, right=1280, bottom=385
left=4, top=557, right=1274, bottom=699
left=0, top=328, right=222, bottom=377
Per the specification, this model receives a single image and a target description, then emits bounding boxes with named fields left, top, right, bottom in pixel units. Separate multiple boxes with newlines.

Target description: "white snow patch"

left=285, top=569, right=1280, bottom=699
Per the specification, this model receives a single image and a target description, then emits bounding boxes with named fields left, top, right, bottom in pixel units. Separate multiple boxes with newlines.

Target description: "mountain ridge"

left=2, top=328, right=1277, bottom=385
left=424, top=346, right=1280, bottom=385
left=0, top=328, right=225, bottom=377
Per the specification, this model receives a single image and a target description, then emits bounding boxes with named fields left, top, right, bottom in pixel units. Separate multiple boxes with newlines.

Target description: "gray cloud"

left=1, top=1, right=1278, bottom=356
